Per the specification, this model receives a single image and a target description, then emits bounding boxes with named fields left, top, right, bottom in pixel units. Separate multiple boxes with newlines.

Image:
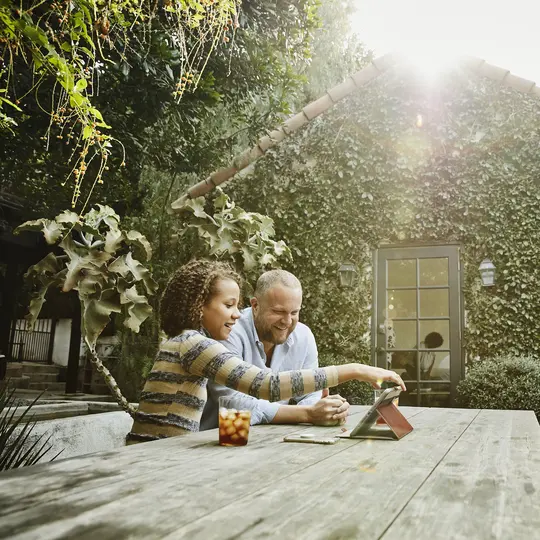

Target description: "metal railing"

left=7, top=318, right=56, bottom=364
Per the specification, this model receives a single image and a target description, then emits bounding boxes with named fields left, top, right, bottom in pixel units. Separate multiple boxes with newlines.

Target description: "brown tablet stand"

left=353, top=403, right=414, bottom=440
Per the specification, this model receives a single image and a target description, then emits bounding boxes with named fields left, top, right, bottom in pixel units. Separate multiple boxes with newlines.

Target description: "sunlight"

left=352, top=0, right=540, bottom=84
left=399, top=43, right=459, bottom=83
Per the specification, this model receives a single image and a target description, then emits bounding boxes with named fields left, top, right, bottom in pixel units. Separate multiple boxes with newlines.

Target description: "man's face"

left=251, top=285, right=302, bottom=345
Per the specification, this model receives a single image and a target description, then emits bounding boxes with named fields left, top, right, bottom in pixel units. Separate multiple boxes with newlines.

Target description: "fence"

left=8, top=318, right=57, bottom=364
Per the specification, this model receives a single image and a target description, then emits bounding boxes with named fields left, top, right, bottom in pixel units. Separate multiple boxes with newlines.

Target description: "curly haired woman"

left=127, top=259, right=405, bottom=443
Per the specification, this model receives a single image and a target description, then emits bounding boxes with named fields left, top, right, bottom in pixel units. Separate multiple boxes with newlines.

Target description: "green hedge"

left=318, top=353, right=374, bottom=405
left=457, top=356, right=540, bottom=421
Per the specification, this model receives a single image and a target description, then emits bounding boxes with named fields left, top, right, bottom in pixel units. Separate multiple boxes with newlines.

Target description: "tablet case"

left=339, top=402, right=413, bottom=440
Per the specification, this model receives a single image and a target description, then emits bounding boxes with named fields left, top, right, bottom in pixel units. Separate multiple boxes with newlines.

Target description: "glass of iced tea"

left=218, top=397, right=251, bottom=446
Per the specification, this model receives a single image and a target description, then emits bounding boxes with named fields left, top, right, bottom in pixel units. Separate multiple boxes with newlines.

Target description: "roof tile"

left=187, top=180, right=214, bottom=199
left=503, top=73, right=536, bottom=93
left=257, top=135, right=274, bottom=152
left=478, top=62, right=509, bottom=82
left=233, top=145, right=265, bottom=169
left=209, top=166, right=238, bottom=187
left=351, top=64, right=381, bottom=87
left=327, top=77, right=357, bottom=102
left=282, top=112, right=309, bottom=135
left=303, top=94, right=334, bottom=120
left=267, top=129, right=287, bottom=144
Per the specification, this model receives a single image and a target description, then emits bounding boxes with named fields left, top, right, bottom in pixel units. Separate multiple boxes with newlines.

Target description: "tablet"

left=338, top=386, right=410, bottom=440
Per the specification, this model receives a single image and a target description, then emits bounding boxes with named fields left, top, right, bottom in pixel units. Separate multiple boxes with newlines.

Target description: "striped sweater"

left=127, top=329, right=339, bottom=443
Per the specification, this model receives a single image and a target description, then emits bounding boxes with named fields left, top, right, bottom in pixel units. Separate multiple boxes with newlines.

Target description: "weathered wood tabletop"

left=1, top=406, right=539, bottom=540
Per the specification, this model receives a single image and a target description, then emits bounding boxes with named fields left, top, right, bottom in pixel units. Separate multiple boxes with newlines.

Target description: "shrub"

left=457, top=355, right=540, bottom=421
left=318, top=353, right=374, bottom=405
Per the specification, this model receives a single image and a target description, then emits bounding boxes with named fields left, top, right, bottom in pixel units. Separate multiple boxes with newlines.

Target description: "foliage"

left=226, top=65, right=540, bottom=360
left=0, top=384, right=61, bottom=470
left=15, top=204, right=157, bottom=413
left=319, top=352, right=373, bottom=405
left=457, top=356, right=540, bottom=420
left=0, top=0, right=240, bottom=206
left=176, top=188, right=292, bottom=284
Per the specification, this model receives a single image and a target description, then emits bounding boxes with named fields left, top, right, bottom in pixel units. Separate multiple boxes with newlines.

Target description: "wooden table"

left=1, top=406, right=539, bottom=539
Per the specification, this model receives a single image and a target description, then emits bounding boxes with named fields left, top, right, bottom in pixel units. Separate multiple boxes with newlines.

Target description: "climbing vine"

left=0, top=0, right=239, bottom=208
left=227, top=66, right=540, bottom=361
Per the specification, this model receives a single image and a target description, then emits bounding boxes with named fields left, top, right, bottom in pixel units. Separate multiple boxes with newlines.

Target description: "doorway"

left=373, top=245, right=463, bottom=406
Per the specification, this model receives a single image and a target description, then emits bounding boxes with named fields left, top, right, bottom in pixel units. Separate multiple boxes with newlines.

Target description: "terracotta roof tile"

left=210, top=166, right=238, bottom=187
left=351, top=64, right=380, bottom=87
left=187, top=179, right=214, bottom=199
left=503, top=73, right=536, bottom=93
left=282, top=112, right=309, bottom=135
left=303, top=94, right=334, bottom=120
left=327, top=77, right=357, bottom=103
left=477, top=62, right=509, bottom=82
left=257, top=135, right=274, bottom=152
left=233, top=146, right=262, bottom=170
left=268, top=128, right=287, bottom=144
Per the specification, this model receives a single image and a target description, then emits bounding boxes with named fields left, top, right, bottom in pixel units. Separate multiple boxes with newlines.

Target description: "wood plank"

left=381, top=409, right=540, bottom=540
left=162, top=408, right=478, bottom=539
left=0, top=408, right=375, bottom=511
left=0, top=408, right=425, bottom=539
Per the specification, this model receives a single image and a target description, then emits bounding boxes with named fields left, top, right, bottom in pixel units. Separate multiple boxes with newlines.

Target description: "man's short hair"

left=254, top=269, right=301, bottom=298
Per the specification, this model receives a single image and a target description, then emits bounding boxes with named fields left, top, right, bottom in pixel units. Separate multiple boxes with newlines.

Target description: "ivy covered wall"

left=226, top=64, right=540, bottom=362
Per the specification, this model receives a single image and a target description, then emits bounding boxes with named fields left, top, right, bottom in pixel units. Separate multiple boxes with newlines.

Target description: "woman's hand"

left=356, top=365, right=406, bottom=391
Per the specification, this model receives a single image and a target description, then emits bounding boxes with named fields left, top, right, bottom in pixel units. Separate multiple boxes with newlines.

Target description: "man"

left=200, top=269, right=349, bottom=430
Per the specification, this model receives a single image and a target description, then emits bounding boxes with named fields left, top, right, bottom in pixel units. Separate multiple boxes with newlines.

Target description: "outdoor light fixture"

left=479, top=258, right=496, bottom=287
left=338, top=262, right=358, bottom=288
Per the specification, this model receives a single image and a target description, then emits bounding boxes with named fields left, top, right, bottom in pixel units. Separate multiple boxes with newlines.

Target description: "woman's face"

left=201, top=278, right=241, bottom=340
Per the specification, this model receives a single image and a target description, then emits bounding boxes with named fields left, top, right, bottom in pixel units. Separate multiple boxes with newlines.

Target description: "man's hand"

left=306, top=388, right=350, bottom=426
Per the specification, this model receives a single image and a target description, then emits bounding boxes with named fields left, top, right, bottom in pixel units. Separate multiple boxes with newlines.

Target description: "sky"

left=352, top=0, right=540, bottom=83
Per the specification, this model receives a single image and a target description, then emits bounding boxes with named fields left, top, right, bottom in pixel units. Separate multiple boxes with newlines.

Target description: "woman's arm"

left=164, top=332, right=405, bottom=402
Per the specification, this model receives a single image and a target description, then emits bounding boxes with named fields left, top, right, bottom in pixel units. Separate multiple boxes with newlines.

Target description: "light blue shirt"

left=199, top=307, right=321, bottom=430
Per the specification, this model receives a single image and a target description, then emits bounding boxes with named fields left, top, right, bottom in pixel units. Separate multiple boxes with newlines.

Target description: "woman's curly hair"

left=160, top=259, right=242, bottom=337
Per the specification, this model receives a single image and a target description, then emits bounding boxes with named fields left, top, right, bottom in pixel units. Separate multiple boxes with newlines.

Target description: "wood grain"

left=0, top=407, right=537, bottom=540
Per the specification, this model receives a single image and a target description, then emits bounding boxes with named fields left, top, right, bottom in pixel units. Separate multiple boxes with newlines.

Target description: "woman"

left=128, top=260, right=405, bottom=443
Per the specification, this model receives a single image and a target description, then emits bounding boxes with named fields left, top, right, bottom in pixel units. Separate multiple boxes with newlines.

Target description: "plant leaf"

left=125, top=230, right=152, bottom=261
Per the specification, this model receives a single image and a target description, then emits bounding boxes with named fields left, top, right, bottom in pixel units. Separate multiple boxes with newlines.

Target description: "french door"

left=374, top=245, right=462, bottom=406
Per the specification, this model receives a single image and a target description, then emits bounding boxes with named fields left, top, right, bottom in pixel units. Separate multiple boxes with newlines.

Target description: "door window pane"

left=419, top=289, right=449, bottom=317
left=419, top=258, right=448, bottom=286
left=388, top=289, right=417, bottom=318
left=389, top=320, right=417, bottom=349
left=419, top=320, right=449, bottom=350
left=429, top=352, right=451, bottom=381
left=388, top=259, right=416, bottom=287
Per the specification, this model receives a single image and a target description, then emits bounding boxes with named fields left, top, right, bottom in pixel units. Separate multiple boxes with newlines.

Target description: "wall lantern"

left=338, top=262, right=358, bottom=288
left=479, top=258, right=496, bottom=287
